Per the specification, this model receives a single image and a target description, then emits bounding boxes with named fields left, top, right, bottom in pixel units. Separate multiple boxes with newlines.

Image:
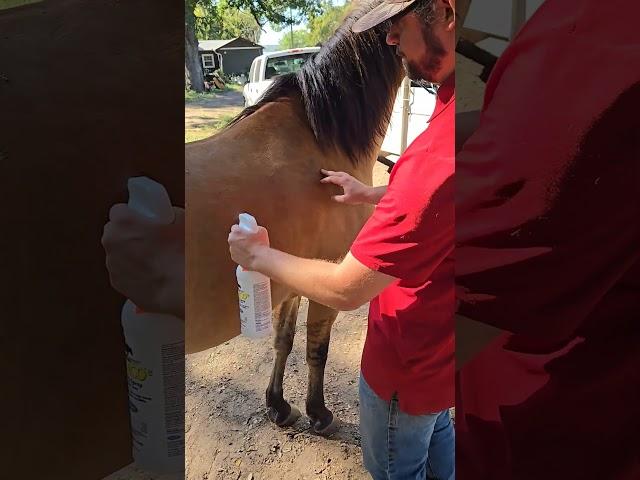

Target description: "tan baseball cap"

left=352, top=0, right=418, bottom=33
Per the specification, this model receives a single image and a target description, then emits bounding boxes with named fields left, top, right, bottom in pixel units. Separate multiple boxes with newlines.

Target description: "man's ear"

left=441, top=0, right=457, bottom=32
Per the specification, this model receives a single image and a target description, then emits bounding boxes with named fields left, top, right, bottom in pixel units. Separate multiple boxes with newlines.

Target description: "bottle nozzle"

left=238, top=213, right=258, bottom=234
left=127, top=177, right=175, bottom=224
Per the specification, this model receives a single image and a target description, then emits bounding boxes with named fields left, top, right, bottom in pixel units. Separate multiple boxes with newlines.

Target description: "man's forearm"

left=252, top=247, right=356, bottom=311
left=367, top=186, right=387, bottom=204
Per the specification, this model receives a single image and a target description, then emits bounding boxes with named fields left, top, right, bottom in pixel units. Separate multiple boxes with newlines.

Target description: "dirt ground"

left=456, top=53, right=486, bottom=112
left=186, top=300, right=371, bottom=480
left=185, top=89, right=245, bottom=143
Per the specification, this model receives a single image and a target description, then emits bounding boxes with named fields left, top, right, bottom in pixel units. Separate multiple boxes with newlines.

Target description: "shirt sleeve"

left=350, top=154, right=454, bottom=285
left=455, top=31, right=640, bottom=338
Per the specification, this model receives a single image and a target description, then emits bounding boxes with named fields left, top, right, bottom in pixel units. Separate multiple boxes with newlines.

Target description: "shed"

left=198, top=37, right=263, bottom=77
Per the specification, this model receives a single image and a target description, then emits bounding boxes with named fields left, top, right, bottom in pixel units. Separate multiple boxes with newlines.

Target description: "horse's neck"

left=283, top=94, right=379, bottom=183
left=228, top=95, right=378, bottom=183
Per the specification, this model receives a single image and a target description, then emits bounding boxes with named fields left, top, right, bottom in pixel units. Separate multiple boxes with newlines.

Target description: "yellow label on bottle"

left=127, top=359, right=152, bottom=382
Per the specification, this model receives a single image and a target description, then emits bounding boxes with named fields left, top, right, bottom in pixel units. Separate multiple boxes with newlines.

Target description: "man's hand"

left=228, top=224, right=270, bottom=271
left=320, top=169, right=384, bottom=205
left=101, top=205, right=185, bottom=318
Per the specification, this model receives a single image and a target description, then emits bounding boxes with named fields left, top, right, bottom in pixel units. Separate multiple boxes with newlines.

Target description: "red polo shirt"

left=456, top=0, right=640, bottom=478
left=350, top=76, right=455, bottom=415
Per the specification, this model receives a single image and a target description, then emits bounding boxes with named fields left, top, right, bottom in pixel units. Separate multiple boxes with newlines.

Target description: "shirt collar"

left=437, top=73, right=455, bottom=104
left=430, top=73, right=455, bottom=121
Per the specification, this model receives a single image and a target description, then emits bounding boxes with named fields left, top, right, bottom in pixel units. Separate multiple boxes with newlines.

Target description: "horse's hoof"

left=312, top=414, right=339, bottom=436
left=269, top=404, right=301, bottom=428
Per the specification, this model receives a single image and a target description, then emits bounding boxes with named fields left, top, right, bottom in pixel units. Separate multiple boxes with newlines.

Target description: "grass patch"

left=184, top=83, right=244, bottom=103
left=185, top=114, right=237, bottom=143
left=225, top=83, right=244, bottom=93
left=184, top=90, right=216, bottom=103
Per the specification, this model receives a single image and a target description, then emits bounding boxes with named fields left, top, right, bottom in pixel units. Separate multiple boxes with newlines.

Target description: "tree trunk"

left=185, top=2, right=205, bottom=92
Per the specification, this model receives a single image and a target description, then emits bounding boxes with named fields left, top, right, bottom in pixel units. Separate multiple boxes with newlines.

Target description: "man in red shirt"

left=455, top=0, right=640, bottom=478
left=229, top=1, right=456, bottom=478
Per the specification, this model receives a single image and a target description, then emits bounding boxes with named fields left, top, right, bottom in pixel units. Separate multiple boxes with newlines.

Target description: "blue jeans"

left=359, top=373, right=455, bottom=480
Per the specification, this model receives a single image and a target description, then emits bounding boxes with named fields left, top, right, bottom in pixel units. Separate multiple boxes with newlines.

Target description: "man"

left=103, top=0, right=457, bottom=478
left=228, top=1, right=456, bottom=478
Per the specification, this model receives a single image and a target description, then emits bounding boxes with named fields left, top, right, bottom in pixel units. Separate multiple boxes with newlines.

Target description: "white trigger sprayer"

left=120, top=176, right=184, bottom=475
left=235, top=213, right=273, bottom=338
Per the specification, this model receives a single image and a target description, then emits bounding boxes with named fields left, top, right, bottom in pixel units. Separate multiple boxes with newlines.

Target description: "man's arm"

left=367, top=186, right=388, bottom=205
left=228, top=225, right=395, bottom=311
left=257, top=250, right=394, bottom=311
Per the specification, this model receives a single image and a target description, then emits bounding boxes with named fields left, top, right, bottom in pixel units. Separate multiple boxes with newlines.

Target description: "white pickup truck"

left=243, top=47, right=320, bottom=107
left=243, top=48, right=437, bottom=168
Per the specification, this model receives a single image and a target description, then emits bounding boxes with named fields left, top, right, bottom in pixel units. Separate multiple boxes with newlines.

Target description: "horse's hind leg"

left=305, top=300, right=339, bottom=435
left=266, top=295, right=302, bottom=427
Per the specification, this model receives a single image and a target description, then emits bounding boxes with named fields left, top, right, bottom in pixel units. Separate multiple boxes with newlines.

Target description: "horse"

left=185, top=0, right=404, bottom=434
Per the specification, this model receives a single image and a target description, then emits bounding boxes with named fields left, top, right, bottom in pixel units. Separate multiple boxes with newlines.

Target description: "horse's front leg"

left=266, top=295, right=302, bottom=427
left=305, top=300, right=339, bottom=435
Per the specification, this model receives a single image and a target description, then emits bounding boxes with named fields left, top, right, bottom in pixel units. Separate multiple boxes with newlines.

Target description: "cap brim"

left=352, top=0, right=416, bottom=33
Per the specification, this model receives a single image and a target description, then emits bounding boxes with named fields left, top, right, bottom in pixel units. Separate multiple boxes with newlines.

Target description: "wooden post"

left=511, top=0, right=527, bottom=38
left=399, top=77, right=412, bottom=154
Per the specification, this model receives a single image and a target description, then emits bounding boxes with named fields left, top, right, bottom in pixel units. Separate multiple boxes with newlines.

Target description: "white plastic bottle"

left=236, top=213, right=273, bottom=338
left=121, top=177, right=184, bottom=475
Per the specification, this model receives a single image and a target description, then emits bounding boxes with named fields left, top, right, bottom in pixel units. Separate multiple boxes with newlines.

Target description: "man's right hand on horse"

left=320, top=169, right=386, bottom=205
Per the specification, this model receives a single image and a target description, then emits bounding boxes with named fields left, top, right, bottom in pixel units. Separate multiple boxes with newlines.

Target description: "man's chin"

left=403, top=60, right=433, bottom=83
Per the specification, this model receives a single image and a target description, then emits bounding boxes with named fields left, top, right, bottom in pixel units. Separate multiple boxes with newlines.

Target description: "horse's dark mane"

left=227, top=0, right=403, bottom=163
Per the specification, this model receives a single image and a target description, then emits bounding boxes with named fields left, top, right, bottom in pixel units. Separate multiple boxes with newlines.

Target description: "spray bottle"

left=236, top=213, right=273, bottom=338
left=121, top=176, right=185, bottom=475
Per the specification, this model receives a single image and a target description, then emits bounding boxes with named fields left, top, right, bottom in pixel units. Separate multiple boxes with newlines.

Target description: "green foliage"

left=277, top=28, right=313, bottom=49
left=184, top=90, right=218, bottom=102
left=226, top=0, right=324, bottom=28
left=276, top=1, right=350, bottom=49
left=193, top=0, right=262, bottom=41
left=192, top=1, right=221, bottom=39
left=187, top=0, right=347, bottom=45
left=306, top=1, right=350, bottom=45
left=218, top=4, right=262, bottom=42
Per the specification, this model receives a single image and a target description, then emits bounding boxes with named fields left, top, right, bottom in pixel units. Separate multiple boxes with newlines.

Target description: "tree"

left=278, top=29, right=313, bottom=49
left=185, top=0, right=326, bottom=91
left=186, top=0, right=206, bottom=92
left=193, top=0, right=262, bottom=42
left=216, top=0, right=262, bottom=42
left=275, top=1, right=350, bottom=49
left=306, top=1, right=350, bottom=45
left=220, top=9, right=261, bottom=43
left=193, top=1, right=223, bottom=39
left=225, top=0, right=324, bottom=31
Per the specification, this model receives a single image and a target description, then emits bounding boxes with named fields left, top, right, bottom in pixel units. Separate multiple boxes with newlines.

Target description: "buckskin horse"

left=186, top=0, right=403, bottom=434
